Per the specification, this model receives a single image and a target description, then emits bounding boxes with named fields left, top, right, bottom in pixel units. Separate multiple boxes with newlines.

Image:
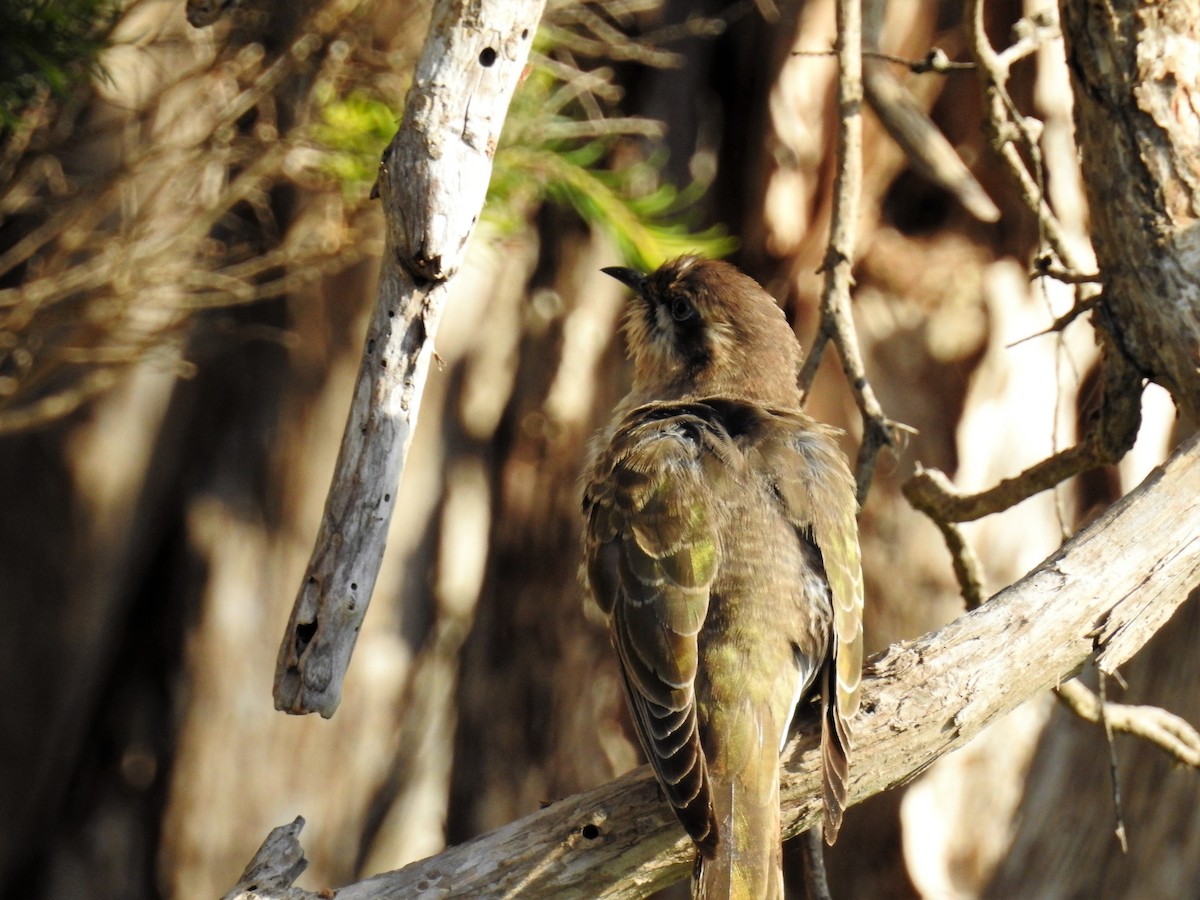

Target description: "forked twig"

left=798, top=0, right=907, bottom=505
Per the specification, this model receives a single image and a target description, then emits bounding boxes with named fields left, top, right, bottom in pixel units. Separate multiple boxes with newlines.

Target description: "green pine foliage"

left=0, top=0, right=118, bottom=128
left=489, top=60, right=736, bottom=270
left=314, top=42, right=734, bottom=271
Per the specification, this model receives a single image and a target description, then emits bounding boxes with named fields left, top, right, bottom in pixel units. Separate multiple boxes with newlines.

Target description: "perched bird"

left=582, top=256, right=863, bottom=898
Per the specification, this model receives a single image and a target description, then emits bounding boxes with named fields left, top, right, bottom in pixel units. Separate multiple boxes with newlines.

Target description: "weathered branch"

left=1059, top=0, right=1200, bottom=418
left=965, top=1, right=1082, bottom=274
left=233, top=434, right=1200, bottom=898
left=221, top=817, right=309, bottom=900
left=273, top=0, right=547, bottom=716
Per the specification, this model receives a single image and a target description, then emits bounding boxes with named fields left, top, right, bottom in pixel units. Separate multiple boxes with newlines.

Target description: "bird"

left=582, top=255, right=863, bottom=898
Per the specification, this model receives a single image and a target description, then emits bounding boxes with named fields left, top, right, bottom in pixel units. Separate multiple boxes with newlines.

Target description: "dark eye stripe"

left=672, top=307, right=709, bottom=374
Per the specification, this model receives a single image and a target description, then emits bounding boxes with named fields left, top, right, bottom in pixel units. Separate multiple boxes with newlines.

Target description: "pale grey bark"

left=274, top=0, right=547, bottom=717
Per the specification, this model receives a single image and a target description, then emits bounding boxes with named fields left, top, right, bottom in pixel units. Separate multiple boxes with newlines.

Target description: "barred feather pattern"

left=584, top=398, right=862, bottom=897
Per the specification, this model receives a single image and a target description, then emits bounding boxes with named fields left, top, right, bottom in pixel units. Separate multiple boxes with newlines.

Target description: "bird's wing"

left=752, top=406, right=864, bottom=843
left=583, top=403, right=727, bottom=851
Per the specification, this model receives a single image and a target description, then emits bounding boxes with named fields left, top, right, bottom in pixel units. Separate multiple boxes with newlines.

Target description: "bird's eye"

left=670, top=296, right=696, bottom=322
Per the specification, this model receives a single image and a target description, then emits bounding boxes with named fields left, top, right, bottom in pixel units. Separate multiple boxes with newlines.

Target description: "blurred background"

left=0, top=0, right=1195, bottom=897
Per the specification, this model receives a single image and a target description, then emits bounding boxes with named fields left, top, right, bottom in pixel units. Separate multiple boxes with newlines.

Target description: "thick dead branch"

left=1059, top=0, right=1200, bottom=418
left=236, top=434, right=1200, bottom=898
left=274, top=0, right=547, bottom=716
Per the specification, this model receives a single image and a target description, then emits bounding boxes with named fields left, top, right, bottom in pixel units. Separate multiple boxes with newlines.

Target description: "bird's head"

left=603, top=256, right=803, bottom=405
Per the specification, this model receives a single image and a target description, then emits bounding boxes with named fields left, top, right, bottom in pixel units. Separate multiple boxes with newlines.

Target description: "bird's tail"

left=693, top=736, right=784, bottom=900
left=820, top=658, right=851, bottom=845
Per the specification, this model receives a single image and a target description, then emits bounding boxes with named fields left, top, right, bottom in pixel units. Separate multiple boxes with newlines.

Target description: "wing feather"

left=753, top=409, right=863, bottom=843
left=583, top=403, right=732, bottom=850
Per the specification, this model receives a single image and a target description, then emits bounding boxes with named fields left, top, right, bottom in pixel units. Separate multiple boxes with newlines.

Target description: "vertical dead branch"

left=274, top=0, right=547, bottom=716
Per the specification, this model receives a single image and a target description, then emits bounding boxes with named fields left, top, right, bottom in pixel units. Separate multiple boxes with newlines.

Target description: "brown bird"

left=582, top=256, right=863, bottom=898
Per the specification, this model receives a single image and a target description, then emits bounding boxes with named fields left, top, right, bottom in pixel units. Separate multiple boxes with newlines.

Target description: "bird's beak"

left=601, top=266, right=647, bottom=294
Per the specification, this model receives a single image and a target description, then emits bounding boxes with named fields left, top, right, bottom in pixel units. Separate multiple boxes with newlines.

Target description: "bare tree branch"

left=798, top=0, right=907, bottom=505
left=220, top=817, right=309, bottom=900
left=273, top=0, right=547, bottom=717
left=964, top=1, right=1082, bottom=275
left=233, top=434, right=1200, bottom=899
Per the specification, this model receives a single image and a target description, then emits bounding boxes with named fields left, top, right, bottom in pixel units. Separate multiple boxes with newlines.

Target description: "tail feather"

left=820, top=660, right=852, bottom=845
left=694, top=732, right=784, bottom=899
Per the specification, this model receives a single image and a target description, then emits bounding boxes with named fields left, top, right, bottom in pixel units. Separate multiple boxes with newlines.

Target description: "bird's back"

left=584, top=398, right=844, bottom=899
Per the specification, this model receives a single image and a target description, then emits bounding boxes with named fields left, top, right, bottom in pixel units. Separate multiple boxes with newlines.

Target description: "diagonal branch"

left=273, top=0, right=547, bottom=717
left=231, top=433, right=1200, bottom=899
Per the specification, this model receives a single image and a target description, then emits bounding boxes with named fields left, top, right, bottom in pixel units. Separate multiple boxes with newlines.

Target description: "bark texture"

left=274, top=0, right=546, bottom=717
left=1061, top=0, right=1200, bottom=417
left=974, top=3, right=1200, bottom=894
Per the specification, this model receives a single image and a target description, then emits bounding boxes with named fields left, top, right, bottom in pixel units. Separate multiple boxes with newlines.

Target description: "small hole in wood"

left=351, top=582, right=358, bottom=591
left=479, top=46, right=497, bottom=67
left=296, top=620, right=318, bottom=653
left=581, top=823, right=600, bottom=840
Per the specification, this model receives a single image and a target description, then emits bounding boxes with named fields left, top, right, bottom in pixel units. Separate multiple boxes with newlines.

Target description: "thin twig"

left=1034, top=266, right=1102, bottom=285
left=798, top=0, right=906, bottom=505
left=940, top=519, right=986, bottom=610
left=1098, top=674, right=1130, bottom=853
left=1055, top=679, right=1200, bottom=769
left=798, top=826, right=832, bottom=900
left=792, top=47, right=976, bottom=74
left=965, top=0, right=1080, bottom=273
left=995, top=10, right=1061, bottom=71
left=1006, top=296, right=1100, bottom=349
